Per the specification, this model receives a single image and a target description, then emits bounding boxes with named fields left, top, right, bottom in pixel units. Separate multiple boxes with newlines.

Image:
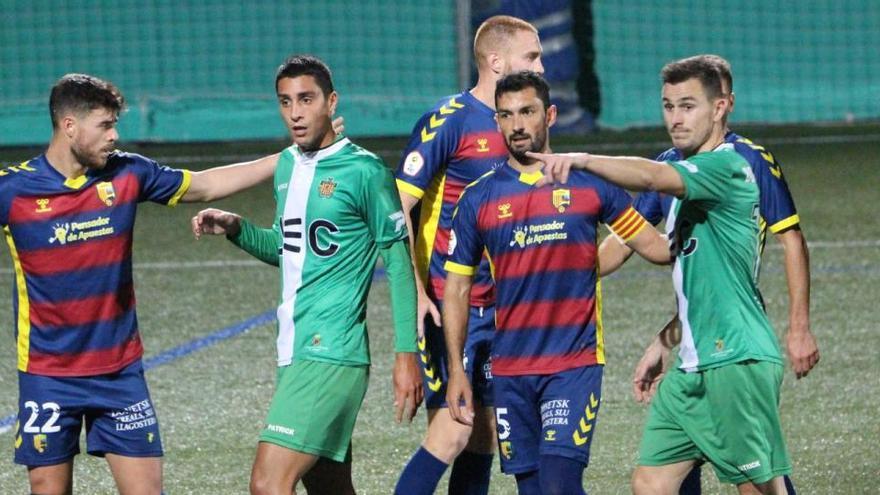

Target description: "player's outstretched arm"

left=192, top=208, right=280, bottom=266
left=625, top=223, right=671, bottom=266
left=597, top=234, right=636, bottom=277
left=443, top=272, right=475, bottom=426
left=528, top=151, right=686, bottom=197
left=633, top=315, right=679, bottom=404
left=380, top=240, right=423, bottom=422
left=181, top=153, right=280, bottom=203
left=398, top=191, right=442, bottom=337
left=777, top=227, right=819, bottom=378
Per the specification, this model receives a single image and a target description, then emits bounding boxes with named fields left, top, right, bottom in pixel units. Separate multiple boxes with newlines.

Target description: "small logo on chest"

left=476, top=138, right=490, bottom=153
left=318, top=178, right=337, bottom=198
left=35, top=198, right=52, bottom=213
left=552, top=189, right=570, bottom=213
left=97, top=181, right=116, bottom=206
left=497, top=202, right=513, bottom=219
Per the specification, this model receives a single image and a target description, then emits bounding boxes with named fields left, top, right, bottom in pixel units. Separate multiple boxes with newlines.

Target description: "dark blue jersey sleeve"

left=444, top=185, right=483, bottom=276
left=116, top=153, right=189, bottom=206
left=732, top=138, right=799, bottom=233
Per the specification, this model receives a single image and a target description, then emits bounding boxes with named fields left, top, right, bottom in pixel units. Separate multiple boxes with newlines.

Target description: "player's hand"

left=191, top=208, right=242, bottom=239
left=417, top=289, right=442, bottom=339
left=446, top=367, right=474, bottom=426
left=632, top=337, right=671, bottom=404
left=786, top=326, right=819, bottom=379
left=332, top=116, right=345, bottom=135
left=393, top=352, right=423, bottom=423
left=525, top=151, right=590, bottom=187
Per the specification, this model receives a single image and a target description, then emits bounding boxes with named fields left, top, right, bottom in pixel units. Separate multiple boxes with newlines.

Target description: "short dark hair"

left=275, top=55, right=334, bottom=96
left=495, top=70, right=551, bottom=110
left=660, top=55, right=728, bottom=100
left=49, top=73, right=125, bottom=129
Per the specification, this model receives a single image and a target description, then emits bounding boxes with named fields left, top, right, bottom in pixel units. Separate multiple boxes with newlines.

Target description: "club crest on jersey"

left=497, top=202, right=513, bottom=219
left=33, top=434, right=47, bottom=453
left=552, top=189, right=571, bottom=213
left=35, top=198, right=52, bottom=213
left=97, top=181, right=116, bottom=206
left=318, top=178, right=337, bottom=198
left=476, top=138, right=490, bottom=153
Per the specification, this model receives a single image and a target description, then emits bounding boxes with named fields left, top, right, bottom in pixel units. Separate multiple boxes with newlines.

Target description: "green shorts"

left=260, top=359, right=369, bottom=462
left=638, top=360, right=791, bottom=485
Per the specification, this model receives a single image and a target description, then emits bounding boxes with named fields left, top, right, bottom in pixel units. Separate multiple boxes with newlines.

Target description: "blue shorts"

left=493, top=365, right=603, bottom=474
left=14, top=359, right=163, bottom=467
left=418, top=304, right=494, bottom=409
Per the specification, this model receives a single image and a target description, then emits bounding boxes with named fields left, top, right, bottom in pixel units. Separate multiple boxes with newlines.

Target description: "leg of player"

left=447, top=406, right=496, bottom=494
left=632, top=461, right=698, bottom=495
left=250, top=442, right=320, bottom=495
left=105, top=454, right=162, bottom=495
left=678, top=464, right=703, bottom=494
left=27, top=462, right=74, bottom=495
left=538, top=455, right=587, bottom=495
left=301, top=457, right=355, bottom=495
left=736, top=476, right=787, bottom=495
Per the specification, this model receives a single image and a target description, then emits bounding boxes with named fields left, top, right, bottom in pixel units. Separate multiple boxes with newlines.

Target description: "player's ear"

left=487, top=52, right=504, bottom=76
left=327, top=91, right=339, bottom=116
left=61, top=114, right=77, bottom=139
left=546, top=104, right=557, bottom=128
left=712, top=97, right=728, bottom=123
left=728, top=91, right=736, bottom=113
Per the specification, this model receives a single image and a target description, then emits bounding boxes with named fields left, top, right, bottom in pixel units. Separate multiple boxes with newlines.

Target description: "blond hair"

left=473, top=15, right=538, bottom=69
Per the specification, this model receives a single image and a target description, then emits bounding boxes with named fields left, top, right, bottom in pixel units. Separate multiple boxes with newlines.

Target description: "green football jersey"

left=234, top=137, right=408, bottom=367
left=666, top=146, right=783, bottom=372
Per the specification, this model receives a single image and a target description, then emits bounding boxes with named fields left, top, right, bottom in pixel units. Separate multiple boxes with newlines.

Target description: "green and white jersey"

left=666, top=145, right=783, bottom=372
left=238, top=137, right=408, bottom=367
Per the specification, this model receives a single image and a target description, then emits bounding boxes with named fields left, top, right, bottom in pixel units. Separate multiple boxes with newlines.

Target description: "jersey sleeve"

left=737, top=143, right=800, bottom=233
left=362, top=162, right=409, bottom=248
left=394, top=102, right=461, bottom=200
left=444, top=187, right=483, bottom=276
left=599, top=180, right=648, bottom=243
left=668, top=152, right=737, bottom=206
left=131, top=154, right=191, bottom=206
left=632, top=191, right=666, bottom=226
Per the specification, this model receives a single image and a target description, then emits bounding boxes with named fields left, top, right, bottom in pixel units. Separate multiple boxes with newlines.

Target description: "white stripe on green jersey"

left=270, top=137, right=407, bottom=367
left=665, top=145, right=783, bottom=372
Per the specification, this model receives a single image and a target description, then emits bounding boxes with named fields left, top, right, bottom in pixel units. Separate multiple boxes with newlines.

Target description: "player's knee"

left=539, top=455, right=585, bottom=495
left=28, top=472, right=72, bottom=495
left=249, top=470, right=284, bottom=495
left=423, top=415, right=471, bottom=461
left=631, top=467, right=664, bottom=495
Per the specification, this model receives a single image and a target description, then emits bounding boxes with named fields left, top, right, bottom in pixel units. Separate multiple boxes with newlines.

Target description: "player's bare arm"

left=182, top=153, right=280, bottom=203
left=398, top=191, right=443, bottom=336
left=528, top=151, right=686, bottom=197
left=597, top=234, right=635, bottom=277
left=442, top=271, right=474, bottom=426
left=624, top=223, right=672, bottom=265
left=776, top=227, right=819, bottom=378
left=632, top=315, right=679, bottom=404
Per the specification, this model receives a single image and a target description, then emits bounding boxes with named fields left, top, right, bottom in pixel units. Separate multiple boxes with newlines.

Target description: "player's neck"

left=507, top=156, right=543, bottom=175
left=692, top=127, right=727, bottom=156
left=470, top=79, right=497, bottom=109
left=45, top=138, right=89, bottom=179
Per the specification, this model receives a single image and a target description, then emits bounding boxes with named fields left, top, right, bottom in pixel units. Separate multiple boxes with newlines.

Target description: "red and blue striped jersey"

left=1, top=152, right=190, bottom=376
left=635, top=132, right=799, bottom=242
left=445, top=164, right=648, bottom=376
left=395, top=91, right=507, bottom=306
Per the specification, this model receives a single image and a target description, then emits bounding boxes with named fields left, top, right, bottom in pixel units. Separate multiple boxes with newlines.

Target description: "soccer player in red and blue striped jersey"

left=394, top=16, right=545, bottom=495
left=6, top=73, right=280, bottom=495
left=444, top=72, right=670, bottom=494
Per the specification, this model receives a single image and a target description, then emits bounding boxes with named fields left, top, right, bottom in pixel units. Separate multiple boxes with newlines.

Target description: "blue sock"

left=539, top=455, right=586, bottom=495
left=514, top=470, right=541, bottom=495
left=394, top=446, right=448, bottom=495
left=448, top=450, right=493, bottom=495
left=679, top=465, right=702, bottom=495
left=784, top=475, right=797, bottom=495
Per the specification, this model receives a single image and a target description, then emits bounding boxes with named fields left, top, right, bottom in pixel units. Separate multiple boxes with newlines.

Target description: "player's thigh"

left=15, top=371, right=88, bottom=468
left=27, top=461, right=74, bottom=495
left=261, top=360, right=368, bottom=463
left=704, top=361, right=790, bottom=485
left=302, top=455, right=355, bottom=495
left=105, top=453, right=161, bottom=495
left=251, top=441, right=320, bottom=493
left=632, top=461, right=698, bottom=495
left=637, top=370, right=704, bottom=468
left=84, top=361, right=163, bottom=459
left=493, top=374, right=542, bottom=475
left=536, top=365, right=603, bottom=466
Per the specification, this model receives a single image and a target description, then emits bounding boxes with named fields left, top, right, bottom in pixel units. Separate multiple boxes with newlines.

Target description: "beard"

left=505, top=129, right=547, bottom=163
left=71, top=142, right=111, bottom=170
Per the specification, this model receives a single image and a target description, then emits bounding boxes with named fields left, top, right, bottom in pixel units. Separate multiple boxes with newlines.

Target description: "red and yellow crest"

left=319, top=178, right=337, bottom=198
left=552, top=189, right=570, bottom=213
left=97, top=181, right=116, bottom=206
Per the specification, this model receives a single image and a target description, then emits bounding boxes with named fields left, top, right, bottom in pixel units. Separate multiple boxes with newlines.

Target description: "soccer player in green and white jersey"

left=192, top=55, right=422, bottom=495
left=529, top=56, right=791, bottom=495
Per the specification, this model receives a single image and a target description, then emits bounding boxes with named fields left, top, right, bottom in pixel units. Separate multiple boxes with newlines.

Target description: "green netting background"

left=0, top=0, right=458, bottom=145
left=593, top=0, right=880, bottom=128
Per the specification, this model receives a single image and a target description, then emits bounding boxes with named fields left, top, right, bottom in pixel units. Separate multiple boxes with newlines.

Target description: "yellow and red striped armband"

left=608, top=206, right=648, bottom=242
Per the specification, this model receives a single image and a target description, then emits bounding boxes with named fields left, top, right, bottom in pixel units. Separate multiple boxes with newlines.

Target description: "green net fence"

left=0, top=0, right=459, bottom=145
left=593, top=0, right=880, bottom=128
